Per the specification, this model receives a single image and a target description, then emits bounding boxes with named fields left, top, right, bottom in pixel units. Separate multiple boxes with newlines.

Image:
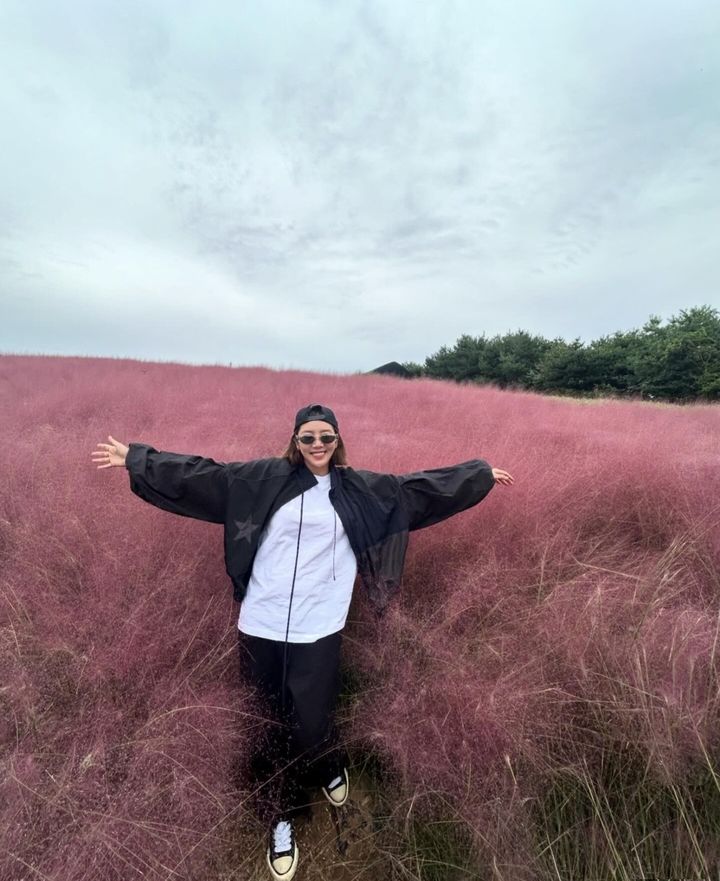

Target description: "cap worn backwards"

left=294, top=403, right=339, bottom=432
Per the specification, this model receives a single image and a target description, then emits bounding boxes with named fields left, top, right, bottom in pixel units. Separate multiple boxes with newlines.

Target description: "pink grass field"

left=1, top=353, right=719, bottom=880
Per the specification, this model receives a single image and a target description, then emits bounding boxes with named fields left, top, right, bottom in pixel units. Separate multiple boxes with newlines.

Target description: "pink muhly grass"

left=1, top=353, right=719, bottom=878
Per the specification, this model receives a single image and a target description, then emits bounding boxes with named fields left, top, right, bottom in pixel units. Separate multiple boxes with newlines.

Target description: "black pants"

left=237, top=629, right=347, bottom=822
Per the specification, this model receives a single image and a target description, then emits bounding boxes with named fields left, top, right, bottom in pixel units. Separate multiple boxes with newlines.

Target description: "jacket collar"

left=294, top=459, right=321, bottom=491
left=294, top=459, right=346, bottom=492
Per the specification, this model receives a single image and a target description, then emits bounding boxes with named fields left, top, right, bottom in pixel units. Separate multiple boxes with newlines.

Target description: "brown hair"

left=281, top=432, right=348, bottom=468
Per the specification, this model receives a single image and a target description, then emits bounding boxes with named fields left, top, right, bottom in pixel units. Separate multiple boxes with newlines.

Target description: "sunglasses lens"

left=297, top=434, right=336, bottom=445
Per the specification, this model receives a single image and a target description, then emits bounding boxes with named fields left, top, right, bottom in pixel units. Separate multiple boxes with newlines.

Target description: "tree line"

left=401, top=305, right=720, bottom=402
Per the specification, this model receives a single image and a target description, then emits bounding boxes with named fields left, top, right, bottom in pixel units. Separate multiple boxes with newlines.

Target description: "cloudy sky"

left=1, top=0, right=718, bottom=372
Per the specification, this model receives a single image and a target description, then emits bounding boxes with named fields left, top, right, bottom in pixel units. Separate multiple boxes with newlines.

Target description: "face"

left=294, top=420, right=339, bottom=475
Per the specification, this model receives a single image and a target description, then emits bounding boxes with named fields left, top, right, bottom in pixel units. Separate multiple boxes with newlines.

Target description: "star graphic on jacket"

left=233, top=517, right=260, bottom=543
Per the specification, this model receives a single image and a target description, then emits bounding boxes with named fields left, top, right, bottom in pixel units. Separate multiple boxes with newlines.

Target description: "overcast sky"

left=1, top=0, right=719, bottom=372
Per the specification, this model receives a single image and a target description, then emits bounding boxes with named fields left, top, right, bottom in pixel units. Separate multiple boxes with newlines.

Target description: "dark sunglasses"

left=296, top=433, right=338, bottom=445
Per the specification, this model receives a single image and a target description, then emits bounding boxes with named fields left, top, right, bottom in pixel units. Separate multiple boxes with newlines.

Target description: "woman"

left=92, top=403, right=513, bottom=881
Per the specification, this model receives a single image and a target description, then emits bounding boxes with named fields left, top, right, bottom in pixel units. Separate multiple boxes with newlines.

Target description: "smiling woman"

left=91, top=401, right=512, bottom=881
left=282, top=413, right=347, bottom=475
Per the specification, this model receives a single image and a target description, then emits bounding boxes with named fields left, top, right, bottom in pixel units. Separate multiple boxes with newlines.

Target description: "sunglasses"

left=296, top=433, right=338, bottom=445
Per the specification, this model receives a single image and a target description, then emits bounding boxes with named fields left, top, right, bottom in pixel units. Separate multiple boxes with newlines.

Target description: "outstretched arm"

left=91, top=435, right=229, bottom=524
left=396, top=459, right=513, bottom=531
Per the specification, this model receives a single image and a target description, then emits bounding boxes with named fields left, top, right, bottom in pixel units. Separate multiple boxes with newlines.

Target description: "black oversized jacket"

left=125, top=444, right=496, bottom=611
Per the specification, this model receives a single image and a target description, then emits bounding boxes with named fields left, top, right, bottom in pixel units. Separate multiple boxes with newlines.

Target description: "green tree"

left=406, top=304, right=719, bottom=401
left=631, top=306, right=720, bottom=400
left=532, top=338, right=597, bottom=393
left=400, top=360, right=425, bottom=377
left=586, top=330, right=641, bottom=394
left=478, top=330, right=552, bottom=387
left=424, top=334, right=486, bottom=381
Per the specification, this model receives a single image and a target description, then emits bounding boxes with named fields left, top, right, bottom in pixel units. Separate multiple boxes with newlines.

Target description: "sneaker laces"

left=272, top=820, right=293, bottom=853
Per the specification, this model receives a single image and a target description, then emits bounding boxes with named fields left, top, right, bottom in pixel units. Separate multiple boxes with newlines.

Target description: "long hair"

left=281, top=433, right=348, bottom=468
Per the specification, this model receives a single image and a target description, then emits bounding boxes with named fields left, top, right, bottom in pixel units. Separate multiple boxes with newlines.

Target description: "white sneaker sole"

left=322, top=767, right=350, bottom=807
left=266, top=844, right=299, bottom=880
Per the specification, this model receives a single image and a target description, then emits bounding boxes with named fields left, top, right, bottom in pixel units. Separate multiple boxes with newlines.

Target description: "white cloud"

left=1, top=0, right=718, bottom=371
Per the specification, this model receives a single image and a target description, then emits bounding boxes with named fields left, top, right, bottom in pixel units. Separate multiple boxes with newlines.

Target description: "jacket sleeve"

left=125, top=442, right=229, bottom=524
left=395, top=459, right=495, bottom=531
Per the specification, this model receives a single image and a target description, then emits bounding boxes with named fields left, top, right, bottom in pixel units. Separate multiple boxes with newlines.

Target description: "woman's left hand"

left=492, top=468, right=514, bottom=486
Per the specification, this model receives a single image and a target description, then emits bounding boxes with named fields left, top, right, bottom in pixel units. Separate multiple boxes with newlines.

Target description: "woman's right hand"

left=91, top=435, right=129, bottom=469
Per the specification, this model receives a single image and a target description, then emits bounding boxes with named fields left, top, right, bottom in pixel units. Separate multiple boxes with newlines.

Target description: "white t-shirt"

left=237, top=472, right=358, bottom=642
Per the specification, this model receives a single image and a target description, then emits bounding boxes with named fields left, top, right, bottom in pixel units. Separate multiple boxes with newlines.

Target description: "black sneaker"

left=266, top=818, right=299, bottom=880
left=321, top=767, right=349, bottom=807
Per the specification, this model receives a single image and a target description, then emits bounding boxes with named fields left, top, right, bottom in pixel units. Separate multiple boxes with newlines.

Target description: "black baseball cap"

left=294, top=403, right=339, bottom=432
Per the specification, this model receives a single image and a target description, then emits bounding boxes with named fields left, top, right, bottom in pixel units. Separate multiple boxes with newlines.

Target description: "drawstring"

left=281, top=492, right=304, bottom=716
left=332, top=510, right=337, bottom=581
